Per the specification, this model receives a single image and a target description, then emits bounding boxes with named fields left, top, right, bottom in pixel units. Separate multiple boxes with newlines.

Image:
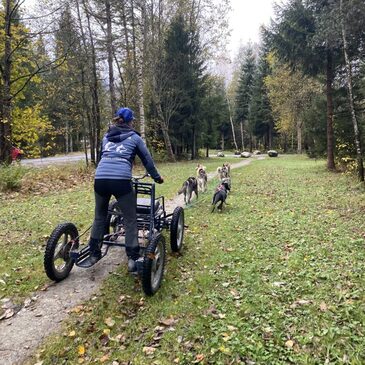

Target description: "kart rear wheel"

left=170, top=207, right=184, bottom=252
left=141, top=234, right=166, bottom=296
left=44, top=222, right=78, bottom=282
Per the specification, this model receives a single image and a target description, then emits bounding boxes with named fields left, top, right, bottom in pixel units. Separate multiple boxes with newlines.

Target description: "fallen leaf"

left=319, top=301, right=328, bottom=312
left=68, top=330, right=76, bottom=337
left=100, top=354, right=109, bottom=363
left=222, top=282, right=230, bottom=287
left=77, top=345, right=85, bottom=356
left=159, top=317, right=178, bottom=327
left=143, top=346, right=156, bottom=355
left=193, top=354, right=205, bottom=363
left=219, top=345, right=231, bottom=354
left=272, top=281, right=286, bottom=287
left=105, top=317, right=115, bottom=327
left=99, top=333, right=110, bottom=346
left=285, top=340, right=294, bottom=348
left=290, top=299, right=311, bottom=308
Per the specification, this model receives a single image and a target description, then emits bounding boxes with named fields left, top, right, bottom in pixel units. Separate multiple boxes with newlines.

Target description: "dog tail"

left=211, top=193, right=220, bottom=213
left=178, top=182, right=186, bottom=195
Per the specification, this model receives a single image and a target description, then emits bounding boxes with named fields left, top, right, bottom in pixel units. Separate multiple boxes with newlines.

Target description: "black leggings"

left=90, top=179, right=139, bottom=259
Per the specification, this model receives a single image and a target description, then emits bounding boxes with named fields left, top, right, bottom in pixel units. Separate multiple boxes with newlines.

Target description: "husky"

left=223, top=162, right=231, bottom=176
left=178, top=177, right=198, bottom=204
left=217, top=165, right=229, bottom=180
left=211, top=181, right=230, bottom=212
left=196, top=164, right=208, bottom=193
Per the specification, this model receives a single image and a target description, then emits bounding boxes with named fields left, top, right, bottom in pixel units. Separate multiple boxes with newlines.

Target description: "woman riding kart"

left=82, top=107, right=164, bottom=271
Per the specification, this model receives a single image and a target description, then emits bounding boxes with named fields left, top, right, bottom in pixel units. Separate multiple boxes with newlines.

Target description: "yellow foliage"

left=12, top=105, right=55, bottom=158
left=265, top=53, right=321, bottom=134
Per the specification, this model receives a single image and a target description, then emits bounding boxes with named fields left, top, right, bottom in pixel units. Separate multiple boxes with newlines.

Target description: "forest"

left=0, top=0, right=365, bottom=179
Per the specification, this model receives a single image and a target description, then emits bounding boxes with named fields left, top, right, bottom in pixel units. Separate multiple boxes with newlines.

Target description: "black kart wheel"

left=141, top=234, right=166, bottom=296
left=170, top=206, right=184, bottom=252
left=105, top=201, right=123, bottom=235
left=44, top=222, right=78, bottom=282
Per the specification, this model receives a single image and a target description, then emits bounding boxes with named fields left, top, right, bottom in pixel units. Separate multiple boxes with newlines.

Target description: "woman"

left=82, top=107, right=163, bottom=270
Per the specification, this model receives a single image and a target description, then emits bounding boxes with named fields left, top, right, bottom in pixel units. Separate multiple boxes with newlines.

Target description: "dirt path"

left=0, top=157, right=263, bottom=365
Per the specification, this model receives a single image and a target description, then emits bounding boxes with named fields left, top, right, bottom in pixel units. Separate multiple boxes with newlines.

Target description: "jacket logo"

left=105, top=142, right=127, bottom=153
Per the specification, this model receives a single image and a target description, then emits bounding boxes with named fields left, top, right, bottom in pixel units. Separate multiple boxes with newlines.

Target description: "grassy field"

left=0, top=157, right=238, bottom=301
left=20, top=155, right=365, bottom=365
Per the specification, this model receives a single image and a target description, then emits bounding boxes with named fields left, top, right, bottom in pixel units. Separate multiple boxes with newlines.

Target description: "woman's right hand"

left=155, top=176, right=164, bottom=184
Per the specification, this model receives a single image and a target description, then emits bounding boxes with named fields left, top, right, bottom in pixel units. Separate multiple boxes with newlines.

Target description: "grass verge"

left=27, top=155, right=365, bottom=364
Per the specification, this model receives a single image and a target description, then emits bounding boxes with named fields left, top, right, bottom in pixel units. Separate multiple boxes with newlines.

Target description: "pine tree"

left=235, top=46, right=256, bottom=151
left=250, top=49, right=274, bottom=151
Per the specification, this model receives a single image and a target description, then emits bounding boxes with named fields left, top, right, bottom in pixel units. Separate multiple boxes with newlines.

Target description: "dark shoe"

left=77, top=250, right=101, bottom=268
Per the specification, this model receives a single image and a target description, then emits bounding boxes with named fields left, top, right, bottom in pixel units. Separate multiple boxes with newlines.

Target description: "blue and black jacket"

left=95, top=124, right=161, bottom=181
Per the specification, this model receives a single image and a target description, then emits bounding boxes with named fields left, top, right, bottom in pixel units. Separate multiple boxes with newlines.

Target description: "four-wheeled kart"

left=43, top=174, right=184, bottom=296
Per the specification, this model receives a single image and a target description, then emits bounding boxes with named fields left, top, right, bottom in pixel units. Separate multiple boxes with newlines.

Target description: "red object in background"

left=11, top=146, right=23, bottom=161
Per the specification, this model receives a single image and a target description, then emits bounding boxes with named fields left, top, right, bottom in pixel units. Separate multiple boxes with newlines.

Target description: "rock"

left=240, top=151, right=252, bottom=158
left=268, top=150, right=278, bottom=157
left=253, top=150, right=261, bottom=155
left=234, top=150, right=241, bottom=155
left=217, top=152, right=225, bottom=157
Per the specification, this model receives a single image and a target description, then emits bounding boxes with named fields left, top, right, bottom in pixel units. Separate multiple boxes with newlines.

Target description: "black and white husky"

left=211, top=181, right=230, bottom=212
left=178, top=177, right=198, bottom=204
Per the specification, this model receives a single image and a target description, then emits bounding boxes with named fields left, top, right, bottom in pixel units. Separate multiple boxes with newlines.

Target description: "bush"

left=0, top=164, right=28, bottom=192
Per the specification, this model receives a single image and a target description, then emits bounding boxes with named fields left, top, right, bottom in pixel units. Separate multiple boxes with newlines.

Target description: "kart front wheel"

left=44, top=222, right=78, bottom=282
left=141, top=234, right=166, bottom=296
left=170, top=207, right=184, bottom=252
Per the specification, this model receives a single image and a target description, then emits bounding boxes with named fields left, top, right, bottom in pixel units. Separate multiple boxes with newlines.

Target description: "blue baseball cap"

left=115, top=107, right=135, bottom=123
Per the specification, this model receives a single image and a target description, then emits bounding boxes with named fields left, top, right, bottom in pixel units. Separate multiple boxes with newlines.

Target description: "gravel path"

left=0, top=156, right=263, bottom=365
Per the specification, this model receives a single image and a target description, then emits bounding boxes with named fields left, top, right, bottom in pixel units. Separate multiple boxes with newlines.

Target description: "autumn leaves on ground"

left=2, top=155, right=365, bottom=364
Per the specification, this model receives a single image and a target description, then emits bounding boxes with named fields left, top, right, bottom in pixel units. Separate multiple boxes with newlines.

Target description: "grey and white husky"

left=178, top=177, right=198, bottom=204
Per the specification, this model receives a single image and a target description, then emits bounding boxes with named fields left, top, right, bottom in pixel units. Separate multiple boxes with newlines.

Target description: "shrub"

left=0, top=164, right=28, bottom=192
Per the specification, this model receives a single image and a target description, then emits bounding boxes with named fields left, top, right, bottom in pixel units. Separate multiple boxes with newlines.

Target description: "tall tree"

left=266, top=0, right=340, bottom=169
left=235, top=46, right=256, bottom=151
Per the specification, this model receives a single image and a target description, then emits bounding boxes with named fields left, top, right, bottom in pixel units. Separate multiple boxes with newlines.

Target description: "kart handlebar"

left=132, top=173, right=150, bottom=182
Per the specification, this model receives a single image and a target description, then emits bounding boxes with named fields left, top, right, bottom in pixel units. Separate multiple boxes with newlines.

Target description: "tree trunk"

left=240, top=120, right=244, bottom=151
left=226, top=95, right=238, bottom=151
left=76, top=0, right=95, bottom=165
left=0, top=0, right=13, bottom=164
left=268, top=122, right=273, bottom=150
left=105, top=0, right=116, bottom=116
left=136, top=2, right=147, bottom=142
left=340, top=0, right=364, bottom=181
left=84, top=0, right=101, bottom=164
left=296, top=120, right=302, bottom=154
left=156, top=103, right=175, bottom=161
left=160, top=121, right=175, bottom=162
left=206, top=145, right=209, bottom=157
left=191, top=127, right=196, bottom=159
left=326, top=49, right=336, bottom=170
left=65, top=120, right=69, bottom=153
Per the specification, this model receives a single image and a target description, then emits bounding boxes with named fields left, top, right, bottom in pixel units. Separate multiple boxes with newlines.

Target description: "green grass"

left=0, top=157, right=238, bottom=302
left=26, top=155, right=365, bottom=364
